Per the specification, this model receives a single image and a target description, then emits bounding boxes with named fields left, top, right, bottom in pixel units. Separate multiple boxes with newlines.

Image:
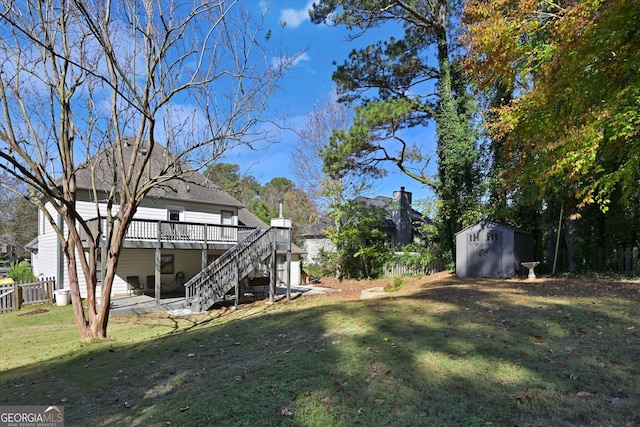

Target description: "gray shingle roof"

left=74, top=139, right=243, bottom=208
left=354, top=195, right=427, bottom=224
left=238, top=207, right=268, bottom=228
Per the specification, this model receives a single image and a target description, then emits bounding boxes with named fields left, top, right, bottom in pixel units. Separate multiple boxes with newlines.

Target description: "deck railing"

left=83, top=217, right=254, bottom=245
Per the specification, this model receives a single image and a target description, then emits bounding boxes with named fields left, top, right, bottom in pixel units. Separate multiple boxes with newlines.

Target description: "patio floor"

left=109, top=284, right=337, bottom=317
left=109, top=294, right=188, bottom=317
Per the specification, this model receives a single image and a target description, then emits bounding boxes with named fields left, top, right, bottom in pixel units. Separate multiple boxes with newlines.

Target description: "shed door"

left=481, top=230, right=502, bottom=277
left=467, top=229, right=502, bottom=277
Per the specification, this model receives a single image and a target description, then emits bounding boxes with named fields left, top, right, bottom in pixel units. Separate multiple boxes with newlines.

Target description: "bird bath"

left=521, top=262, right=540, bottom=279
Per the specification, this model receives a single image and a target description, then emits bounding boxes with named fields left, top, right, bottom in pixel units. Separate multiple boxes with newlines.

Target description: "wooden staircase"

left=184, top=227, right=289, bottom=312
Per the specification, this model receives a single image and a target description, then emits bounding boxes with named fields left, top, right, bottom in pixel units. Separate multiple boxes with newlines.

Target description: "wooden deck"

left=82, top=217, right=256, bottom=248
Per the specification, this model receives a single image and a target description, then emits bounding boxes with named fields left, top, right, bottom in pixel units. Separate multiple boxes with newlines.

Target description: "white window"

left=221, top=210, right=234, bottom=239
left=221, top=210, right=233, bottom=226
left=167, top=207, right=183, bottom=222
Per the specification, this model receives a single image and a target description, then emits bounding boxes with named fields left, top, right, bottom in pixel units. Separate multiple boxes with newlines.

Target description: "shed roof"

left=455, top=219, right=533, bottom=236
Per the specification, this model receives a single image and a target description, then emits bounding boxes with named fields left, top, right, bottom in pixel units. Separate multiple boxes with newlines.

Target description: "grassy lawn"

left=1, top=272, right=639, bottom=426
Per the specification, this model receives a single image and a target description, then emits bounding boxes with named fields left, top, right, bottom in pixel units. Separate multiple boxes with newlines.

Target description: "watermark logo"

left=0, top=405, right=64, bottom=427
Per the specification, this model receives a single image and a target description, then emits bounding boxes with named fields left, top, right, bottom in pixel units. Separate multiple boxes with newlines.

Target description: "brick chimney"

left=392, top=187, right=412, bottom=247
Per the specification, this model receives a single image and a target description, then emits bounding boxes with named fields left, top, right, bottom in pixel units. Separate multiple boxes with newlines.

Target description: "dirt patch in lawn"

left=305, top=271, right=640, bottom=303
left=308, top=270, right=459, bottom=301
left=17, top=308, right=50, bottom=316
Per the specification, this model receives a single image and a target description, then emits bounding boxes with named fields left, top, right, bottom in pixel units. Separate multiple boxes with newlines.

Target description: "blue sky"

left=221, top=1, right=438, bottom=205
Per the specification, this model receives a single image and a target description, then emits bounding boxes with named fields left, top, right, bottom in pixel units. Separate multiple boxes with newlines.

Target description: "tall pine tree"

left=311, top=0, right=481, bottom=257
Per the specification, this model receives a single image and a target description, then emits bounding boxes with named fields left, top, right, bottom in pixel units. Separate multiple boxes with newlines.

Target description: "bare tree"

left=292, top=94, right=374, bottom=279
left=0, top=0, right=300, bottom=341
left=292, top=94, right=368, bottom=210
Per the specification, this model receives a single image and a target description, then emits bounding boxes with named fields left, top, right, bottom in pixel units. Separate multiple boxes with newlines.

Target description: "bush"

left=385, top=277, right=403, bottom=292
left=8, top=261, right=36, bottom=283
left=314, top=249, right=338, bottom=277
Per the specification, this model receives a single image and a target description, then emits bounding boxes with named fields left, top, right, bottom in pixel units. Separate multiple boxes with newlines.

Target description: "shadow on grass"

left=0, top=275, right=639, bottom=426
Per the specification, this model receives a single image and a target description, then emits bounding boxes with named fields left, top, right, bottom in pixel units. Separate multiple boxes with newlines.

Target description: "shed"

left=455, top=220, right=535, bottom=278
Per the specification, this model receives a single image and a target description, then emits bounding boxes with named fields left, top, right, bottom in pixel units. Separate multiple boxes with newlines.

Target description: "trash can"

left=54, top=289, right=70, bottom=306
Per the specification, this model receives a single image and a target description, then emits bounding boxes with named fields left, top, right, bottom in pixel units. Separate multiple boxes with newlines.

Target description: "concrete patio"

left=109, top=294, right=188, bottom=317
left=109, top=284, right=337, bottom=317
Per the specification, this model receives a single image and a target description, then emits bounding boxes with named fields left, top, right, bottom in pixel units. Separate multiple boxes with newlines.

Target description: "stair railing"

left=184, top=227, right=279, bottom=311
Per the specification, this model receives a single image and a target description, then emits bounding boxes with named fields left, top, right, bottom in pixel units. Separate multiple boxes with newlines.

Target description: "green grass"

left=1, top=274, right=639, bottom=426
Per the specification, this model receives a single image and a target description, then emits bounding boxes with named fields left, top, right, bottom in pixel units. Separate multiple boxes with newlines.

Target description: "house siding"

left=301, top=238, right=335, bottom=264
left=74, top=189, right=237, bottom=224
left=33, top=204, right=60, bottom=287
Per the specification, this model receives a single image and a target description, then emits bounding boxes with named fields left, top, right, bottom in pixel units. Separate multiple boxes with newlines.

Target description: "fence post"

left=618, top=247, right=624, bottom=272
left=633, top=247, right=639, bottom=274
left=46, top=277, right=54, bottom=303
left=12, top=282, right=20, bottom=310
left=598, top=248, right=605, bottom=270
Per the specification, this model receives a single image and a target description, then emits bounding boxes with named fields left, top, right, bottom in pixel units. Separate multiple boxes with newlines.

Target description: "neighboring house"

left=31, top=139, right=302, bottom=307
left=299, top=187, right=428, bottom=264
left=0, top=236, right=16, bottom=260
left=455, top=219, right=535, bottom=278
left=354, top=187, right=427, bottom=248
left=297, top=219, right=335, bottom=265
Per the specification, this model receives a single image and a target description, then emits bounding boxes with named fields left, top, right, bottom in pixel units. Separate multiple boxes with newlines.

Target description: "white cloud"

left=279, top=1, right=315, bottom=29
left=292, top=52, right=311, bottom=66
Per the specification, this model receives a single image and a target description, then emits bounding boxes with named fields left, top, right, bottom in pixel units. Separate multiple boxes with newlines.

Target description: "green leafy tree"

left=206, top=163, right=242, bottom=195
left=311, top=0, right=481, bottom=258
left=261, top=178, right=319, bottom=239
left=327, top=199, right=391, bottom=280
left=464, top=0, right=640, bottom=272
left=205, top=164, right=319, bottom=233
left=261, top=177, right=294, bottom=214
left=11, top=197, right=38, bottom=256
left=206, top=163, right=262, bottom=208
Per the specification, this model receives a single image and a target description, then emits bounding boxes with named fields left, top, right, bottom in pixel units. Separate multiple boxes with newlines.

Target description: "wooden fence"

left=591, top=247, right=639, bottom=274
left=0, top=277, right=55, bottom=313
left=384, top=257, right=444, bottom=278
left=550, top=246, right=639, bottom=274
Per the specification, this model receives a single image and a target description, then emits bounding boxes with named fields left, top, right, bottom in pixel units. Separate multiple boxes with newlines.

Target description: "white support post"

left=286, top=226, right=292, bottom=302
left=234, top=263, right=239, bottom=309
left=155, top=247, right=161, bottom=302
left=268, top=235, right=276, bottom=305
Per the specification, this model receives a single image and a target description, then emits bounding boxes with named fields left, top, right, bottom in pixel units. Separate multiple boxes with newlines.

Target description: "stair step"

left=184, top=227, right=286, bottom=311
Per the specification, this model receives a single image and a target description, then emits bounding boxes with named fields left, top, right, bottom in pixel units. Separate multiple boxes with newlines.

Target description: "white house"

left=31, top=140, right=302, bottom=303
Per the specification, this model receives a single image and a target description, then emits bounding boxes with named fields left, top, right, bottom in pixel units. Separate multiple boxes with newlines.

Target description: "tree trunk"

left=434, top=21, right=456, bottom=257
left=544, top=199, right=556, bottom=272
left=63, top=240, right=92, bottom=341
left=61, top=207, right=131, bottom=342
left=564, top=205, right=579, bottom=274
left=93, top=252, right=120, bottom=339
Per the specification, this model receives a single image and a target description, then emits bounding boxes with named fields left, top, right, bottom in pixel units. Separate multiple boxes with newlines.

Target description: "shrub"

left=385, top=276, right=403, bottom=292
left=314, top=249, right=338, bottom=277
left=8, top=260, right=36, bottom=283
